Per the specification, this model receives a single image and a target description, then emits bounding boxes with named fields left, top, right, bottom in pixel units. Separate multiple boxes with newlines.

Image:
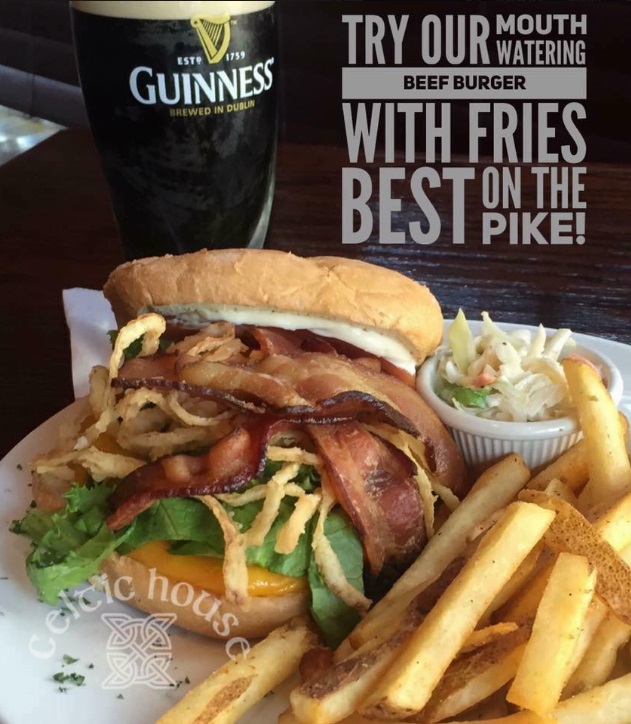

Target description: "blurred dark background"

left=0, top=1, right=630, bottom=161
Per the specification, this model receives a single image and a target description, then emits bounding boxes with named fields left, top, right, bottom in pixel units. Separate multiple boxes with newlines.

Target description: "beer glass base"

left=247, top=165, right=276, bottom=250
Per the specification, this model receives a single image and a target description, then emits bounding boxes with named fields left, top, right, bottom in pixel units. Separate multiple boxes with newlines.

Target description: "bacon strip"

left=114, top=359, right=419, bottom=434
left=259, top=354, right=467, bottom=497
left=249, top=327, right=414, bottom=385
left=107, top=417, right=288, bottom=530
left=114, top=352, right=467, bottom=495
left=308, top=423, right=427, bottom=580
left=248, top=327, right=306, bottom=356
left=108, top=416, right=429, bottom=581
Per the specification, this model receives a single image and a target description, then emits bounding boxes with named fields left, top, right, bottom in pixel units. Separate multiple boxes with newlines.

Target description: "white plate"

left=0, top=325, right=630, bottom=724
left=0, top=402, right=295, bottom=723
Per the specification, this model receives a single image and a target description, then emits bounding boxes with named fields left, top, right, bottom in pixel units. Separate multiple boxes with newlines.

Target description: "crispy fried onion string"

left=169, top=322, right=236, bottom=356
left=83, top=314, right=167, bottom=444
left=197, top=462, right=325, bottom=603
left=217, top=486, right=323, bottom=557
left=312, top=476, right=372, bottom=614
left=31, top=448, right=144, bottom=482
left=431, top=481, right=461, bottom=512
left=244, top=463, right=301, bottom=547
left=266, top=446, right=322, bottom=468
left=275, top=490, right=323, bottom=555
left=111, top=388, right=220, bottom=460
left=196, top=494, right=249, bottom=607
left=110, top=314, right=166, bottom=380
left=166, top=391, right=234, bottom=428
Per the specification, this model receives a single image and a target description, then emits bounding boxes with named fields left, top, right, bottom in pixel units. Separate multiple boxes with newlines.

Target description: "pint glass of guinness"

left=70, top=1, right=277, bottom=259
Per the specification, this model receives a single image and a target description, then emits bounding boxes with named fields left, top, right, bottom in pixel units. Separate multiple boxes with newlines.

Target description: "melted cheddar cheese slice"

left=128, top=540, right=306, bottom=597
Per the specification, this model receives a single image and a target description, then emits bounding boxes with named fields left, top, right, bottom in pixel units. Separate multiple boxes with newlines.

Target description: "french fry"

left=416, top=623, right=530, bottom=723
left=451, top=650, right=631, bottom=723
left=527, top=439, right=588, bottom=492
left=278, top=708, right=301, bottom=724
left=280, top=712, right=374, bottom=724
left=594, top=487, right=631, bottom=551
left=563, top=610, right=631, bottom=697
left=289, top=621, right=414, bottom=724
left=332, top=637, right=354, bottom=663
left=551, top=494, right=631, bottom=685
left=553, top=672, right=631, bottom=723
left=506, top=552, right=596, bottom=714
left=542, top=477, right=580, bottom=507
left=460, top=622, right=519, bottom=653
left=442, top=714, right=556, bottom=724
left=497, top=553, right=552, bottom=623
left=167, top=358, right=631, bottom=724
left=466, top=507, right=506, bottom=543
left=293, top=556, right=469, bottom=723
left=299, top=647, right=334, bottom=684
left=563, top=599, right=610, bottom=683
left=504, top=481, right=631, bottom=631
left=156, top=618, right=317, bottom=724
left=451, top=683, right=631, bottom=724
left=461, top=689, right=510, bottom=720
left=483, top=544, right=544, bottom=621
left=339, top=553, right=469, bottom=664
left=520, top=490, right=631, bottom=625
left=562, top=540, right=631, bottom=693
left=278, top=710, right=375, bottom=724
left=349, top=455, right=530, bottom=649
left=358, top=502, right=555, bottom=719
left=562, top=356, right=631, bottom=509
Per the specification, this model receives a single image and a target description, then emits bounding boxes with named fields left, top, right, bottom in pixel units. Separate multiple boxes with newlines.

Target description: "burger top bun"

left=103, top=249, right=444, bottom=365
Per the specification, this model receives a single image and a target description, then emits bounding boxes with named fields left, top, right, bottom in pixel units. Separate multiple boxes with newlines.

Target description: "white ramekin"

left=417, top=342, right=624, bottom=472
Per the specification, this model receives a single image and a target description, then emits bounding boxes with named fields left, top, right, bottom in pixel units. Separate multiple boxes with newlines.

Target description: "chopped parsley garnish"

left=53, top=672, right=85, bottom=687
left=62, top=654, right=79, bottom=665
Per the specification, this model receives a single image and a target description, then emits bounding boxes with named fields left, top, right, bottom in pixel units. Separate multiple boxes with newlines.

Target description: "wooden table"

left=0, top=128, right=630, bottom=456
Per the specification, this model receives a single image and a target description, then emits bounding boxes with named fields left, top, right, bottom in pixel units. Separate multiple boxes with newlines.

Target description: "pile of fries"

left=158, top=355, right=631, bottom=723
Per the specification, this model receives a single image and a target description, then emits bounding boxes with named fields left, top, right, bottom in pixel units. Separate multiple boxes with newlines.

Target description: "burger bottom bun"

left=100, top=553, right=309, bottom=639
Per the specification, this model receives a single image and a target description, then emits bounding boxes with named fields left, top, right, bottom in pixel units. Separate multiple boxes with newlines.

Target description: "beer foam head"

left=71, top=1, right=274, bottom=19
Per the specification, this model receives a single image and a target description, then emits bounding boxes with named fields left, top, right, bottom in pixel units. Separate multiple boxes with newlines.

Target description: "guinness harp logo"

left=191, top=14, right=231, bottom=64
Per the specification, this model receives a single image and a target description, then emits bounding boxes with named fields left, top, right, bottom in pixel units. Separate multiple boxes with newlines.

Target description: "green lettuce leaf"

left=438, top=381, right=492, bottom=409
left=107, top=330, right=172, bottom=359
left=308, top=510, right=365, bottom=648
left=28, top=525, right=128, bottom=605
left=118, top=497, right=223, bottom=554
left=11, top=482, right=130, bottom=604
left=171, top=499, right=313, bottom=578
left=107, top=330, right=143, bottom=360
left=11, top=467, right=365, bottom=644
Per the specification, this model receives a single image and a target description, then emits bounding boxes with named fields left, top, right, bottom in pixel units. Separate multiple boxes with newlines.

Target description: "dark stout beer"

left=71, top=1, right=277, bottom=259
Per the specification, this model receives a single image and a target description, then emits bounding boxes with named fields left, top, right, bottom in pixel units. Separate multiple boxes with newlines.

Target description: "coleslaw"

left=436, top=311, right=576, bottom=422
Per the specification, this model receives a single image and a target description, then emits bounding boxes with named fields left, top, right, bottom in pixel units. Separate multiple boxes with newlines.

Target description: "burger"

left=12, top=249, right=467, bottom=645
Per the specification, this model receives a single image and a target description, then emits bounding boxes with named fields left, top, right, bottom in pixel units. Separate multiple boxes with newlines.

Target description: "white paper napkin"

left=62, top=288, right=117, bottom=399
